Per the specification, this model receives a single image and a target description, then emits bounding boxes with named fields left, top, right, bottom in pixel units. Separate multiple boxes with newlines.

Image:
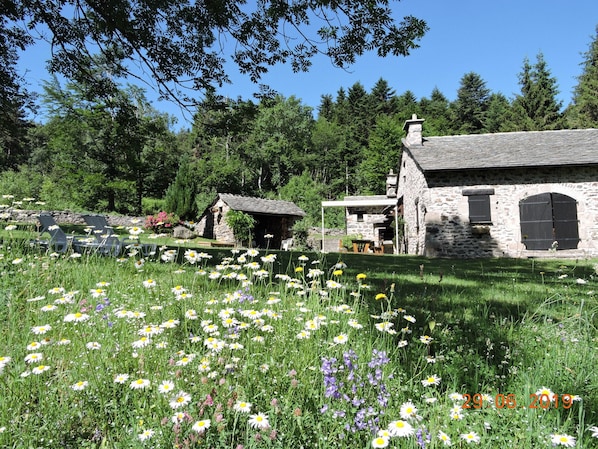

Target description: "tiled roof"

left=404, top=128, right=598, bottom=172
left=218, top=193, right=306, bottom=217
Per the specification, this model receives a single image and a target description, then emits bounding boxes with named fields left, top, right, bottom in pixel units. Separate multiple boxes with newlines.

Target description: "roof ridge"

left=425, top=128, right=598, bottom=140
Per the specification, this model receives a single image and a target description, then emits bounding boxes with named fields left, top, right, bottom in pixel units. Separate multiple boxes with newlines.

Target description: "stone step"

left=522, top=249, right=589, bottom=259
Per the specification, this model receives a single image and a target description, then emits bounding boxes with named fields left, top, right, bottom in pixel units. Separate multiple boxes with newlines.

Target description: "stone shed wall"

left=195, top=200, right=235, bottom=243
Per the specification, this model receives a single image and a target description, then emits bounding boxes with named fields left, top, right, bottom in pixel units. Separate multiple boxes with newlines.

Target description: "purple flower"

left=351, top=396, right=364, bottom=407
left=354, top=408, right=367, bottom=430
left=377, top=391, right=389, bottom=407
left=237, top=288, right=255, bottom=303
left=333, top=410, right=346, bottom=418
left=368, top=350, right=390, bottom=368
left=416, top=427, right=431, bottom=448
left=321, top=350, right=392, bottom=435
left=343, top=350, right=358, bottom=371
left=321, top=357, right=338, bottom=376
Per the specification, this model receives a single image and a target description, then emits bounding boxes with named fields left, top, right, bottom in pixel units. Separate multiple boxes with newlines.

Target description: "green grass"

left=0, top=232, right=597, bottom=448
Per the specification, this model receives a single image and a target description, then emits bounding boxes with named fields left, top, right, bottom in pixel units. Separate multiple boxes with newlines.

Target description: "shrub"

left=225, top=210, right=255, bottom=246
left=144, top=210, right=179, bottom=233
left=341, top=234, right=362, bottom=251
left=291, top=219, right=309, bottom=249
left=141, top=197, right=167, bottom=215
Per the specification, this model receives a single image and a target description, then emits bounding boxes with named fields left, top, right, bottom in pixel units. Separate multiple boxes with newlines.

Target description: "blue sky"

left=18, top=0, right=598, bottom=131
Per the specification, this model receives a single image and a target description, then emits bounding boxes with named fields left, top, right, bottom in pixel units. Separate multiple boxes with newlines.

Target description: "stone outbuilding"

left=343, top=195, right=397, bottom=243
left=321, top=171, right=401, bottom=254
left=397, top=114, right=598, bottom=258
left=195, top=193, right=306, bottom=248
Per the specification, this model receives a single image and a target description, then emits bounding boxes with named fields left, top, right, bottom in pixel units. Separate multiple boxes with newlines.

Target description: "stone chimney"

left=386, top=169, right=397, bottom=198
left=403, top=114, right=425, bottom=146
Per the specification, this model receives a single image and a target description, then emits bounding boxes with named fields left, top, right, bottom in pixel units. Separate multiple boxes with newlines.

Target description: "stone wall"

left=397, top=150, right=429, bottom=255
left=2, top=209, right=145, bottom=228
left=398, top=157, right=598, bottom=258
left=194, top=200, right=235, bottom=243
left=346, top=206, right=388, bottom=241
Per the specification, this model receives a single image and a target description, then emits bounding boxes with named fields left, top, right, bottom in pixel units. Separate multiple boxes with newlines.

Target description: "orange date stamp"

left=462, top=393, right=574, bottom=410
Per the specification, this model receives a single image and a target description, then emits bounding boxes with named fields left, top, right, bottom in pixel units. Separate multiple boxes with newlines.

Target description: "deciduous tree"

left=40, top=76, right=176, bottom=213
left=4, top=0, right=427, bottom=108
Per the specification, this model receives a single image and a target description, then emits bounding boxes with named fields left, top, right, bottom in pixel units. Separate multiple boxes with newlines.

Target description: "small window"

left=356, top=212, right=364, bottom=222
left=463, top=189, right=494, bottom=224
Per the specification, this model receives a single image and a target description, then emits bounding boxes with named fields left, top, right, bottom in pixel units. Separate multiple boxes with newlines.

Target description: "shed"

left=195, top=193, right=306, bottom=248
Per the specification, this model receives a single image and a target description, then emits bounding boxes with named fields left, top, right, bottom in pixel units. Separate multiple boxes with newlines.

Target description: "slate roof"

left=218, top=193, right=306, bottom=217
left=404, top=128, right=598, bottom=172
left=345, top=195, right=390, bottom=202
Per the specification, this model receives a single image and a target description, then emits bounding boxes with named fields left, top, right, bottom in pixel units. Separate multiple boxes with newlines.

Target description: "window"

left=463, top=189, right=494, bottom=224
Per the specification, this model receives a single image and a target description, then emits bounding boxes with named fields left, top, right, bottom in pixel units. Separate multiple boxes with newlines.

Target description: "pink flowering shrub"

left=144, top=211, right=179, bottom=233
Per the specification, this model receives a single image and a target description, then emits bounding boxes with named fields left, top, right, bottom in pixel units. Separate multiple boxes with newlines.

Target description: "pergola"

left=320, top=198, right=400, bottom=254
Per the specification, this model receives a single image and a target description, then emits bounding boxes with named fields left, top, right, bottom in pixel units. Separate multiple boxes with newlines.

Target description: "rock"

left=173, top=225, right=195, bottom=239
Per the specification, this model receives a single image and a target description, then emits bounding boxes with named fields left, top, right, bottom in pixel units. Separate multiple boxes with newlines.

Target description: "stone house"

left=195, top=193, right=306, bottom=248
left=397, top=115, right=598, bottom=258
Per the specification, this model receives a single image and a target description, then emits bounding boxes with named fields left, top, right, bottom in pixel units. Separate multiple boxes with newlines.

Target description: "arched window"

left=519, top=193, right=579, bottom=250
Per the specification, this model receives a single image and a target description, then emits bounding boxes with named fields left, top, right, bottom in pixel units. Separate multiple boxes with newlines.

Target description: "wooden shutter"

left=519, top=193, right=553, bottom=250
left=551, top=193, right=579, bottom=250
left=468, top=195, right=491, bottom=224
left=463, top=189, right=494, bottom=224
left=519, top=193, right=579, bottom=250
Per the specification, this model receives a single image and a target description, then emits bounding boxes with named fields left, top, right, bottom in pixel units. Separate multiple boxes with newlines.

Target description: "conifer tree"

left=310, top=117, right=346, bottom=196
left=509, top=53, right=563, bottom=130
left=357, top=115, right=403, bottom=194
left=164, top=154, right=198, bottom=220
left=484, top=93, right=512, bottom=133
left=396, top=90, right=420, bottom=120
left=344, top=82, right=370, bottom=193
left=451, top=72, right=490, bottom=134
left=568, top=26, right=598, bottom=128
left=369, top=78, right=399, bottom=116
left=318, top=95, right=335, bottom=122
left=332, top=88, right=349, bottom=126
left=418, top=88, right=451, bottom=135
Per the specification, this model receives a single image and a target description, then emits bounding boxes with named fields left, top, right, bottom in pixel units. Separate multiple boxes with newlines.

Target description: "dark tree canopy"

left=4, top=0, right=427, bottom=107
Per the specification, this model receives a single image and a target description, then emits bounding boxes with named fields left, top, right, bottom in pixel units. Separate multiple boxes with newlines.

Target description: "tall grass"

left=0, top=241, right=596, bottom=448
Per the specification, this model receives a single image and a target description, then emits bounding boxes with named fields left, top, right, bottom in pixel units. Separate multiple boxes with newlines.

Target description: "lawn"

left=0, top=227, right=597, bottom=448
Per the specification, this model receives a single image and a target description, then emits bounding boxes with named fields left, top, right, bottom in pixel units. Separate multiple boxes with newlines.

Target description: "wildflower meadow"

left=0, top=225, right=597, bottom=448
